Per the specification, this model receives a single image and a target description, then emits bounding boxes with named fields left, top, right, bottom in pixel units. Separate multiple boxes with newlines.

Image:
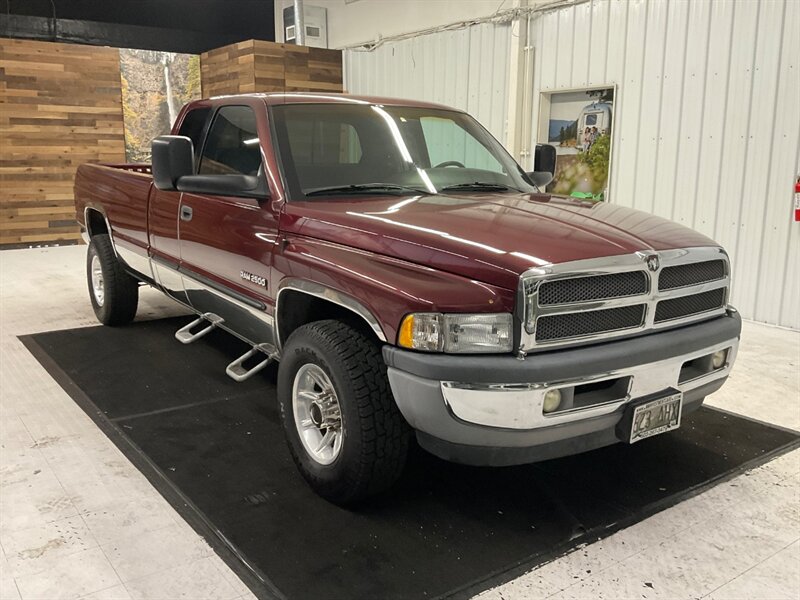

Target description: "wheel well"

left=85, top=209, right=109, bottom=238
left=277, top=289, right=382, bottom=348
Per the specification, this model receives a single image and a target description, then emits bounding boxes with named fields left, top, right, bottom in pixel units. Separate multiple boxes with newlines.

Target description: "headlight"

left=398, top=313, right=513, bottom=353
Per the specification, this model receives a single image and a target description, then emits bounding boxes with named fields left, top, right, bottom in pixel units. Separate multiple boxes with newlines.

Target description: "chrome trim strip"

left=275, top=279, right=388, bottom=348
left=519, top=246, right=731, bottom=352
left=441, top=337, right=739, bottom=430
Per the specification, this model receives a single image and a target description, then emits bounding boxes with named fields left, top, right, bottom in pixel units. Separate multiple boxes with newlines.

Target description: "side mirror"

left=527, top=143, right=557, bottom=189
left=176, top=174, right=268, bottom=199
left=152, top=135, right=193, bottom=191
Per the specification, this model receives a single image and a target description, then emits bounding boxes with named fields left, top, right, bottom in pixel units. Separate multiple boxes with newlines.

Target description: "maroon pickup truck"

left=74, top=93, right=741, bottom=504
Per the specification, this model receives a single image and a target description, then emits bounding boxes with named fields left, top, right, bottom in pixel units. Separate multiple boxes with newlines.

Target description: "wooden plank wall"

left=0, top=38, right=126, bottom=247
left=201, top=40, right=342, bottom=97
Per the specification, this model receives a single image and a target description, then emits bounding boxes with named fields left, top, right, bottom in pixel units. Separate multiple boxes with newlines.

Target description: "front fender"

left=273, top=236, right=516, bottom=346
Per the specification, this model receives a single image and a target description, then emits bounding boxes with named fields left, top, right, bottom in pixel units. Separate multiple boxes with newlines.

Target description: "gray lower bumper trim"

left=415, top=392, right=714, bottom=467
left=383, top=312, right=741, bottom=384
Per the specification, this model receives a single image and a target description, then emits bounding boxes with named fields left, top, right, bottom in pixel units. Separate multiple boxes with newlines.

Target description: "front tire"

left=278, top=320, right=410, bottom=505
left=86, top=234, right=139, bottom=326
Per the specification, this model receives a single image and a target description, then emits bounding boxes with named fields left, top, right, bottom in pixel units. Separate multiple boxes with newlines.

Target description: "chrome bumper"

left=384, top=311, right=742, bottom=465
left=440, top=338, right=738, bottom=430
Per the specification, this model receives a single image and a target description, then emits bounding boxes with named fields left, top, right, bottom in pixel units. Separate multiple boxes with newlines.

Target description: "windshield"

left=271, top=103, right=537, bottom=199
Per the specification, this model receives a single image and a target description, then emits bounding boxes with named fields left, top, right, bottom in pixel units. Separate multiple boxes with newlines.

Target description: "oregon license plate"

left=628, top=391, right=683, bottom=443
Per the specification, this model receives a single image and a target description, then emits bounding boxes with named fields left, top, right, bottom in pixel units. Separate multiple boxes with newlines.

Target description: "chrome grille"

left=655, top=288, right=726, bottom=323
left=520, top=247, right=731, bottom=351
left=536, top=305, right=646, bottom=342
left=658, top=260, right=725, bottom=290
left=538, top=271, right=648, bottom=305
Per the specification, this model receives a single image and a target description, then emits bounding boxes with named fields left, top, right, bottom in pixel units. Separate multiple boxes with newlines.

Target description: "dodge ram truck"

left=74, top=93, right=741, bottom=505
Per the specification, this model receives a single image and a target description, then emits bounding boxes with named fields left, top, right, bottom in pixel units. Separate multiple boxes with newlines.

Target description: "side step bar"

left=175, top=313, right=224, bottom=344
left=226, top=344, right=277, bottom=382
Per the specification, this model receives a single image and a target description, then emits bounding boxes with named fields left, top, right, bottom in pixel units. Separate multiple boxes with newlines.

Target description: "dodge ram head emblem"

left=645, top=255, right=660, bottom=271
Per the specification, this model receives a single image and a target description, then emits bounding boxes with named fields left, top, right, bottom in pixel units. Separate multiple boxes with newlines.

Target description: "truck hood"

left=281, top=193, right=718, bottom=291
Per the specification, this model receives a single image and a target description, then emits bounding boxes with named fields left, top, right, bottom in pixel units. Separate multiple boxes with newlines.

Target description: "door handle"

left=180, top=205, right=193, bottom=221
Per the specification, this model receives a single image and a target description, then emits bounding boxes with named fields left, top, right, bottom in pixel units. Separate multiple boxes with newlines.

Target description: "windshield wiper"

left=439, top=182, right=521, bottom=193
left=305, top=183, right=432, bottom=197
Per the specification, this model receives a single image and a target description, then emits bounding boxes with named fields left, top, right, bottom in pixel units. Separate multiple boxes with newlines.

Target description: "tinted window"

left=286, top=120, right=363, bottom=165
left=585, top=114, right=597, bottom=126
left=177, top=108, right=210, bottom=164
left=420, top=116, right=503, bottom=172
left=272, top=104, right=536, bottom=198
left=199, top=106, right=262, bottom=176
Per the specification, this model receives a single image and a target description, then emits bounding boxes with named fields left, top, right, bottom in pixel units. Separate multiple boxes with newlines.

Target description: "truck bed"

left=74, top=162, right=154, bottom=259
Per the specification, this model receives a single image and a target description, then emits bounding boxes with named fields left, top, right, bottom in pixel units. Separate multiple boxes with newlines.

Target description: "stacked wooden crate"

left=0, top=38, right=126, bottom=247
left=201, top=40, right=342, bottom=96
left=199, top=40, right=259, bottom=96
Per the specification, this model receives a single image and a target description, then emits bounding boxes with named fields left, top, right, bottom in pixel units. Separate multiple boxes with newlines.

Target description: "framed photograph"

left=537, top=86, right=616, bottom=200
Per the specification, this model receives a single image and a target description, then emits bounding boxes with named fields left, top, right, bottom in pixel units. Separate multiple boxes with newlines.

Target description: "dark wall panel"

left=0, top=1, right=275, bottom=54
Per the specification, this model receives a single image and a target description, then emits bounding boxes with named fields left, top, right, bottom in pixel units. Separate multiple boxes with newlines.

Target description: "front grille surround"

left=520, top=247, right=730, bottom=352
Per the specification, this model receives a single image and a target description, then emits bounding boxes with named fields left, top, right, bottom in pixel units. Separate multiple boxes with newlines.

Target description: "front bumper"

left=383, top=311, right=742, bottom=466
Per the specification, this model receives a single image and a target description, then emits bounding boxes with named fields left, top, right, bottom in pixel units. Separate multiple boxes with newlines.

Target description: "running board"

left=175, top=313, right=224, bottom=345
left=226, top=344, right=276, bottom=382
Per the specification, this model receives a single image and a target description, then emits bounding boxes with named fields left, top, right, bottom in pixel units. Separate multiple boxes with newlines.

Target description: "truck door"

left=177, top=103, right=280, bottom=348
left=148, top=106, right=210, bottom=306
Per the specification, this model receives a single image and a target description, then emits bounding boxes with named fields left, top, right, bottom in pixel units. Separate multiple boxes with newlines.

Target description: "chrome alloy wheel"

left=90, top=254, right=105, bottom=306
left=292, top=363, right=343, bottom=465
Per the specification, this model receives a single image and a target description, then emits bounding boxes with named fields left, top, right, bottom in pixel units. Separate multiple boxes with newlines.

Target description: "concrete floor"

left=0, top=245, right=798, bottom=600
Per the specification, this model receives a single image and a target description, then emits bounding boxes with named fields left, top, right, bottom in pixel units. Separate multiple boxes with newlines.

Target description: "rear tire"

left=86, top=234, right=139, bottom=326
left=278, top=320, right=410, bottom=505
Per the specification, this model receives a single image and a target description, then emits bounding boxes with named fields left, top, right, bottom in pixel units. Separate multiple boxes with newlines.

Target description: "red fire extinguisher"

left=795, top=176, right=800, bottom=222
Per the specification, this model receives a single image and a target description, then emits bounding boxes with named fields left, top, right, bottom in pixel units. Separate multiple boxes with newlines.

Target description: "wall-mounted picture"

left=119, top=49, right=201, bottom=162
left=540, top=87, right=614, bottom=200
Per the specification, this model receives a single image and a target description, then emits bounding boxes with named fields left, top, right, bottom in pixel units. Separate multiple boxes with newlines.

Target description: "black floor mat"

left=21, top=318, right=800, bottom=600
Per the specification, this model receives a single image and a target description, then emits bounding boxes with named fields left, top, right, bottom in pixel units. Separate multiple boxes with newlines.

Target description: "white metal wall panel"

left=530, top=0, right=800, bottom=329
left=343, top=22, right=512, bottom=143
left=767, top=1, right=799, bottom=327
left=670, top=0, right=712, bottom=226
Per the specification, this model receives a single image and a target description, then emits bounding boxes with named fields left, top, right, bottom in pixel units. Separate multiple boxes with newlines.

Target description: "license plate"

left=628, top=391, right=683, bottom=443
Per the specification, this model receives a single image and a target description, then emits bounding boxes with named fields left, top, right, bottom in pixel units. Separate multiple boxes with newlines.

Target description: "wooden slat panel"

left=0, top=37, right=126, bottom=247
left=201, top=40, right=343, bottom=96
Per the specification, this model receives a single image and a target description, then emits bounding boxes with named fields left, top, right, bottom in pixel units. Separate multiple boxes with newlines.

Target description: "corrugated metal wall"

left=344, top=22, right=512, bottom=143
left=530, top=0, right=799, bottom=329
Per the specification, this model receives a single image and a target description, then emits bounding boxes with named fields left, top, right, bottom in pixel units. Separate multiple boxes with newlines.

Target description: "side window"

left=177, top=108, right=210, bottom=164
left=420, top=117, right=503, bottom=173
left=199, top=106, right=263, bottom=176
left=286, top=119, right=362, bottom=165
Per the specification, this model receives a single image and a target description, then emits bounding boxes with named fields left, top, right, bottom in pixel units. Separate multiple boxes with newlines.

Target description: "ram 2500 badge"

left=74, top=93, right=741, bottom=504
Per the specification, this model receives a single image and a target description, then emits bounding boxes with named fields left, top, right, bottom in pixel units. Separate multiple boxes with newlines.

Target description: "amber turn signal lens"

left=398, top=314, right=415, bottom=348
